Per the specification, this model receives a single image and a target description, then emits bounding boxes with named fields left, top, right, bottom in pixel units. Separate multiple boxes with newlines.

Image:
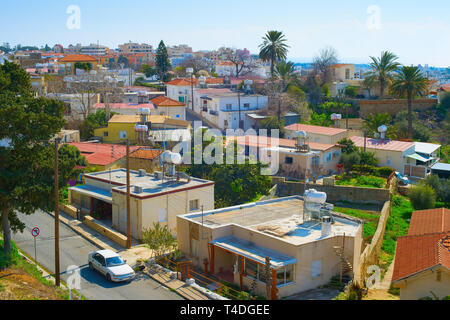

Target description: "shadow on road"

left=79, top=267, right=134, bottom=289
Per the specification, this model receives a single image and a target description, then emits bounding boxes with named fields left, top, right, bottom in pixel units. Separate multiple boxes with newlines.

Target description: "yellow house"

left=94, top=114, right=191, bottom=144
left=58, top=54, right=99, bottom=74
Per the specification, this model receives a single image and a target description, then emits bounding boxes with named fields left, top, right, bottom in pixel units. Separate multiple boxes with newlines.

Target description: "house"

left=150, top=96, right=186, bottom=120
left=58, top=54, right=99, bottom=74
left=193, top=89, right=268, bottom=130
left=285, top=124, right=349, bottom=145
left=431, top=162, right=450, bottom=179
left=69, top=169, right=215, bottom=239
left=349, top=136, right=416, bottom=175
left=177, top=196, right=363, bottom=299
left=166, top=78, right=196, bottom=105
left=129, top=148, right=164, bottom=173
left=68, top=142, right=140, bottom=171
left=92, top=103, right=156, bottom=116
left=246, top=112, right=301, bottom=131
left=329, top=64, right=355, bottom=82
left=403, top=142, right=442, bottom=179
left=392, top=208, right=450, bottom=300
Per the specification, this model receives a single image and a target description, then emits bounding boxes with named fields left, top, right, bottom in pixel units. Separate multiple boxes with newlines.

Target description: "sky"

left=1, top=0, right=450, bottom=67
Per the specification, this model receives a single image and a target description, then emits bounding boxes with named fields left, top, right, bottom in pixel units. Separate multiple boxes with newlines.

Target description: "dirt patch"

left=363, top=289, right=399, bottom=300
left=0, top=268, right=63, bottom=300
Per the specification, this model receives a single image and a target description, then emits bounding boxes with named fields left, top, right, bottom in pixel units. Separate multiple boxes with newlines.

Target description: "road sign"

left=31, top=227, right=40, bottom=238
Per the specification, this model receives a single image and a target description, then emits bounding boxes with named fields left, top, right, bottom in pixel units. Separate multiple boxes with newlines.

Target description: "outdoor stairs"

left=333, top=237, right=353, bottom=275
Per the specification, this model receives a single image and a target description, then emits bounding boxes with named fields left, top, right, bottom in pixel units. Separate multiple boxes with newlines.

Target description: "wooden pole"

left=54, top=138, right=60, bottom=287
left=126, top=139, right=131, bottom=249
left=265, top=256, right=271, bottom=300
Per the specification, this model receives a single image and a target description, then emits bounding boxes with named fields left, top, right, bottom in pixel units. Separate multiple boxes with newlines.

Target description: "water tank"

left=139, top=169, right=147, bottom=177
left=294, top=130, right=307, bottom=139
left=162, top=151, right=182, bottom=165
left=199, top=76, right=206, bottom=84
left=331, top=113, right=342, bottom=121
left=186, top=68, right=194, bottom=74
left=304, top=189, right=327, bottom=204
left=378, top=125, right=387, bottom=133
left=321, top=216, right=333, bottom=237
left=244, top=79, right=253, bottom=86
left=139, top=108, right=151, bottom=115
left=134, top=124, right=148, bottom=132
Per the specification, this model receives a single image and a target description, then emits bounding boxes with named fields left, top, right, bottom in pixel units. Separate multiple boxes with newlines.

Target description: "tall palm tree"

left=367, top=51, right=400, bottom=98
left=390, top=66, right=428, bottom=140
left=259, top=31, right=289, bottom=78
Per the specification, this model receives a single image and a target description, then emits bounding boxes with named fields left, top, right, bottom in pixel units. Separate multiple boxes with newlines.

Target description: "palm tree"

left=275, top=61, right=296, bottom=90
left=362, top=74, right=377, bottom=99
left=367, top=51, right=400, bottom=98
left=390, top=66, right=428, bottom=140
left=259, top=31, right=289, bottom=77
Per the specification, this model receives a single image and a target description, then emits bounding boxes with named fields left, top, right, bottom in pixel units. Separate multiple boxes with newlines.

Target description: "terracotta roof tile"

left=392, top=232, right=450, bottom=282
left=59, top=54, right=98, bottom=63
left=349, top=136, right=415, bottom=152
left=68, top=143, right=139, bottom=166
left=408, top=208, right=450, bottom=236
left=150, top=96, right=185, bottom=107
left=285, top=124, right=348, bottom=136
left=130, top=148, right=163, bottom=160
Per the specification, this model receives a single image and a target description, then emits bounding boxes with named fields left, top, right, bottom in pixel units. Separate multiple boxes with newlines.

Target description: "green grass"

left=335, top=175, right=386, bottom=189
left=379, top=195, right=413, bottom=268
left=334, top=207, right=379, bottom=244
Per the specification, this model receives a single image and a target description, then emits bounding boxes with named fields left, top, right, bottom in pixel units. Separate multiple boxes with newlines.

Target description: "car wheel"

left=89, top=262, right=94, bottom=270
left=106, top=273, right=112, bottom=282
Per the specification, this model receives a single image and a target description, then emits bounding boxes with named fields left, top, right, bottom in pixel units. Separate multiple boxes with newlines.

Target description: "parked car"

left=88, top=250, right=135, bottom=282
left=395, top=171, right=410, bottom=186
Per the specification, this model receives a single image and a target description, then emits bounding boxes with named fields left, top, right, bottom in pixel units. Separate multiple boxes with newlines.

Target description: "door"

left=93, top=253, right=107, bottom=275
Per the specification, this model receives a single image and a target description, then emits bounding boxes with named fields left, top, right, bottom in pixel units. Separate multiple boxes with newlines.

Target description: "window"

left=224, top=120, right=228, bottom=127
left=120, top=131, right=127, bottom=139
left=325, top=152, right=332, bottom=163
left=243, top=103, right=250, bottom=109
left=103, top=131, right=108, bottom=137
left=312, top=260, right=322, bottom=278
left=189, top=199, right=199, bottom=211
left=386, top=158, right=392, bottom=166
left=345, top=69, right=350, bottom=80
left=226, top=104, right=232, bottom=110
left=285, top=157, right=293, bottom=164
left=244, top=259, right=266, bottom=282
left=276, top=265, right=294, bottom=285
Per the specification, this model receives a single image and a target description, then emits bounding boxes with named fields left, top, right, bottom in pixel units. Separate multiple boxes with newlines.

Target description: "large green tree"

left=390, top=66, right=428, bottom=140
left=259, top=31, right=289, bottom=77
left=367, top=51, right=400, bottom=98
left=155, top=41, right=172, bottom=82
left=0, top=61, right=66, bottom=256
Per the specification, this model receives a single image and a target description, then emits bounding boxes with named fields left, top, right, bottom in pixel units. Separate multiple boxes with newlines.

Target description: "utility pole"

left=126, top=139, right=131, bottom=249
left=238, top=87, right=242, bottom=130
left=54, top=138, right=61, bottom=287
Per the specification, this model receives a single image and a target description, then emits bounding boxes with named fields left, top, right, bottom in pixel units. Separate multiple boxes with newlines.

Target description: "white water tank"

left=378, top=125, right=387, bottom=139
left=139, top=108, right=151, bottom=115
left=135, top=124, right=148, bottom=132
left=162, top=151, right=182, bottom=165
left=321, top=216, right=333, bottom=237
left=294, top=130, right=307, bottom=139
left=304, top=189, right=327, bottom=204
left=330, top=113, right=342, bottom=121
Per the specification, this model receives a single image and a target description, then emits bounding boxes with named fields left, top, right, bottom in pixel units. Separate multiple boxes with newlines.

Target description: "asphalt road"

left=12, top=210, right=184, bottom=301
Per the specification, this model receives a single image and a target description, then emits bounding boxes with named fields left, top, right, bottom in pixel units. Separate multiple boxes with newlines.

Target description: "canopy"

left=407, top=153, right=430, bottom=163
left=211, top=236, right=297, bottom=268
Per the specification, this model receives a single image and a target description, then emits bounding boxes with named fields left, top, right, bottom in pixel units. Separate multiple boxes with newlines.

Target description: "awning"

left=407, top=153, right=430, bottom=163
left=69, top=185, right=113, bottom=204
left=431, top=162, right=450, bottom=172
left=211, top=236, right=297, bottom=269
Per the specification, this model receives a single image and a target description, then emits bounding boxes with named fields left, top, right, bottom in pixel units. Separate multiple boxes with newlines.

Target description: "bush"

left=375, top=167, right=395, bottom=178
left=358, top=150, right=379, bottom=166
left=356, top=176, right=385, bottom=188
left=352, top=164, right=375, bottom=175
left=409, top=185, right=436, bottom=210
left=341, top=152, right=360, bottom=172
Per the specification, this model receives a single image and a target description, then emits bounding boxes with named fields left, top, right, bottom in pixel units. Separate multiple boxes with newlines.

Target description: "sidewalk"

left=47, top=209, right=210, bottom=300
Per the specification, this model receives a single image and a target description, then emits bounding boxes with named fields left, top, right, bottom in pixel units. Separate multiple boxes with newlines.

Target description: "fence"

left=159, top=256, right=256, bottom=300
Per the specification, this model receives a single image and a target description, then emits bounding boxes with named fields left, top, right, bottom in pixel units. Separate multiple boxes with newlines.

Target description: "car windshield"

left=106, top=256, right=126, bottom=267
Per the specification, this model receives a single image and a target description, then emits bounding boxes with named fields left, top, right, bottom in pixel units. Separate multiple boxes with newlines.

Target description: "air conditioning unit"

left=134, top=186, right=144, bottom=194
left=139, top=169, right=146, bottom=177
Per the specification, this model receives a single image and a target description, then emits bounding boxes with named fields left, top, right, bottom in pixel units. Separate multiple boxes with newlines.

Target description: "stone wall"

left=272, top=177, right=391, bottom=204
left=359, top=99, right=437, bottom=118
left=355, top=201, right=391, bottom=287
left=83, top=216, right=128, bottom=247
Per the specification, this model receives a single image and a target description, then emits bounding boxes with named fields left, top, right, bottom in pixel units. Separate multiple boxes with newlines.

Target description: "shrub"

left=352, top=164, right=375, bottom=175
left=356, top=176, right=385, bottom=188
left=358, top=150, right=379, bottom=166
left=375, top=167, right=395, bottom=178
left=409, top=185, right=436, bottom=210
left=341, top=152, right=360, bottom=172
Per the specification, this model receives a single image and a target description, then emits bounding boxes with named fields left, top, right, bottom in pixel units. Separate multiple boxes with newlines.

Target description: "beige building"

left=329, top=64, right=355, bottom=82
left=177, top=196, right=363, bottom=299
left=349, top=136, right=416, bottom=174
left=69, top=169, right=215, bottom=240
left=285, top=124, right=349, bottom=145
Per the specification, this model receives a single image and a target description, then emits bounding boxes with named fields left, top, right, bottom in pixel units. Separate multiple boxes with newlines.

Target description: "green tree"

left=358, top=150, right=379, bottom=166
left=142, top=222, right=177, bottom=260
left=141, top=64, right=158, bottom=78
left=259, top=31, right=289, bottom=78
left=74, top=62, right=92, bottom=72
left=308, top=112, right=332, bottom=127
left=259, top=116, right=286, bottom=137
left=390, top=66, right=429, bottom=140
left=156, top=41, right=172, bottom=82
left=345, top=86, right=358, bottom=98
left=79, top=109, right=117, bottom=140
left=0, top=61, right=66, bottom=256
left=338, top=138, right=358, bottom=154
left=275, top=61, right=296, bottom=90
left=340, top=152, right=360, bottom=172
left=118, top=56, right=129, bottom=68
left=362, top=113, right=393, bottom=137
left=409, top=184, right=436, bottom=210
left=367, top=51, right=400, bottom=98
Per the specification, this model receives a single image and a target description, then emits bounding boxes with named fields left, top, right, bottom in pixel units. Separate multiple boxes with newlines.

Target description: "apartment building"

left=81, top=43, right=109, bottom=56
left=119, top=42, right=153, bottom=55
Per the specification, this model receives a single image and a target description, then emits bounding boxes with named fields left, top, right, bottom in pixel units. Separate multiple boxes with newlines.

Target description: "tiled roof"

left=392, top=232, right=450, bottom=282
left=68, top=143, right=139, bottom=166
left=108, top=115, right=141, bottom=123
left=408, top=208, right=450, bottom=236
left=130, top=148, right=164, bottom=160
left=349, top=136, right=415, bottom=152
left=166, top=78, right=196, bottom=86
left=165, top=118, right=191, bottom=128
left=59, top=54, right=98, bottom=63
left=285, top=124, right=348, bottom=136
left=93, top=103, right=155, bottom=110
left=225, top=135, right=338, bottom=151
left=150, top=96, right=185, bottom=107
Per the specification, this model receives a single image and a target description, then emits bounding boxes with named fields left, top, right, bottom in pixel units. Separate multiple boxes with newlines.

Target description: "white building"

left=81, top=44, right=109, bottom=56
left=118, top=42, right=153, bottom=55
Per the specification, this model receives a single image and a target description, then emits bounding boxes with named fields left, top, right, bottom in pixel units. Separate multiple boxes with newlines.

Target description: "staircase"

left=249, top=277, right=258, bottom=296
left=333, top=235, right=353, bottom=277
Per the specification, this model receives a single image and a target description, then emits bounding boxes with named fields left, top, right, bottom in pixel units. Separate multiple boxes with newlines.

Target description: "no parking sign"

left=31, top=227, right=40, bottom=265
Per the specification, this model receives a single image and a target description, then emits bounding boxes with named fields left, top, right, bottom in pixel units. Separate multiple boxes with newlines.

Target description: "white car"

left=88, top=250, right=135, bottom=282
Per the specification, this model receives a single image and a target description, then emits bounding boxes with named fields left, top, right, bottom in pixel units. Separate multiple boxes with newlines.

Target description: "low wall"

left=83, top=216, right=128, bottom=248
left=272, top=177, right=391, bottom=204
left=359, top=99, right=437, bottom=118
left=355, top=201, right=391, bottom=287
left=61, top=204, right=78, bottom=219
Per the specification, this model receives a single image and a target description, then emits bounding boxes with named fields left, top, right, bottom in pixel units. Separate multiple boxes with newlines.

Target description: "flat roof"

left=349, top=136, right=415, bottom=152
left=84, top=169, right=214, bottom=198
left=285, top=124, right=348, bottom=136
left=184, top=197, right=361, bottom=246
left=414, top=142, right=441, bottom=155
left=431, top=162, right=450, bottom=172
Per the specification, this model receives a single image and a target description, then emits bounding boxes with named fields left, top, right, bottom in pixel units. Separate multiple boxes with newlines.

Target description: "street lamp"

left=186, top=68, right=194, bottom=111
